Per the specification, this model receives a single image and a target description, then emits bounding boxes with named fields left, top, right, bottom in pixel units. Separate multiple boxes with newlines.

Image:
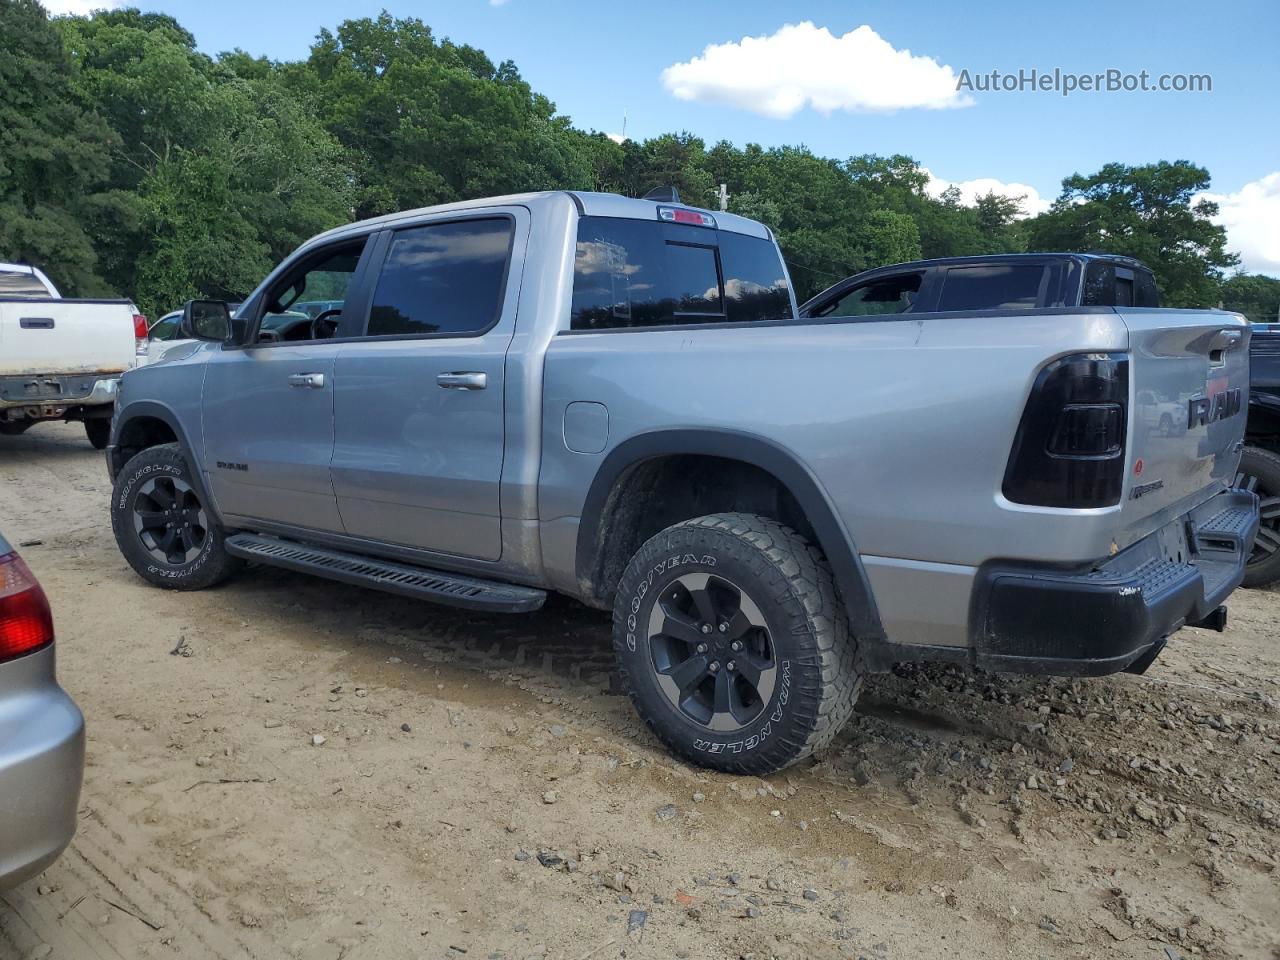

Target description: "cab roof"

left=308, top=190, right=771, bottom=248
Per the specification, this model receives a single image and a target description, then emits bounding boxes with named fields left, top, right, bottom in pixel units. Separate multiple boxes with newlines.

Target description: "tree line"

left=2, top=1, right=1276, bottom=322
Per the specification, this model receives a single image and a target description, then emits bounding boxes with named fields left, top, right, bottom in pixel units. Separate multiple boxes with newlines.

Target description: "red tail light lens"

left=657, top=206, right=716, bottom=228
left=0, top=552, right=54, bottom=662
left=133, top=314, right=148, bottom=340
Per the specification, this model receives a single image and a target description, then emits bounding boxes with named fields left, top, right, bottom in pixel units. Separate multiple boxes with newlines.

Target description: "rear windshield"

left=570, top=216, right=791, bottom=330
left=936, top=264, right=1045, bottom=311
left=0, top=269, right=52, bottom=299
left=1082, top=261, right=1160, bottom=307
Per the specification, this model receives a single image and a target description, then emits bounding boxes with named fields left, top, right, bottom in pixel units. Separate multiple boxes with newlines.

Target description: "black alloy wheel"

left=131, top=474, right=209, bottom=566
left=647, top=571, right=777, bottom=732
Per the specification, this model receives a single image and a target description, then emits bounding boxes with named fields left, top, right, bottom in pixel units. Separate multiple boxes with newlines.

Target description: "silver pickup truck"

left=105, top=190, right=1258, bottom=775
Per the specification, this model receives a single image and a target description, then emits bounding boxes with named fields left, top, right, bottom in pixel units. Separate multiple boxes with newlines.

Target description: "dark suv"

left=800, top=253, right=1160, bottom=318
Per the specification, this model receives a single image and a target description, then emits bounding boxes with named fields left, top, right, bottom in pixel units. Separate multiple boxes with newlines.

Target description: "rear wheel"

left=612, top=513, right=862, bottom=775
left=84, top=418, right=111, bottom=450
left=111, top=443, right=243, bottom=590
left=1235, top=445, right=1280, bottom=587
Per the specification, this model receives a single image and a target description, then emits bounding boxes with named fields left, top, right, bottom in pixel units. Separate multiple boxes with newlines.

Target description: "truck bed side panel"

left=541, top=311, right=1135, bottom=575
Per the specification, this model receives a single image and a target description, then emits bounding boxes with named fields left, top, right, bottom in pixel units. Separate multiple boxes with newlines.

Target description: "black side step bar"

left=224, top=533, right=546, bottom=613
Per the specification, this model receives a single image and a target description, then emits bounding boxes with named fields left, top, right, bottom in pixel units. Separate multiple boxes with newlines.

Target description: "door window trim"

left=352, top=212, right=518, bottom=343
left=226, top=230, right=384, bottom=350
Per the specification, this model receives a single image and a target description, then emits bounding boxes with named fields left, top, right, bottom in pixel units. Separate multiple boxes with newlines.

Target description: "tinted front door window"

left=824, top=273, right=923, bottom=317
left=366, top=218, right=513, bottom=338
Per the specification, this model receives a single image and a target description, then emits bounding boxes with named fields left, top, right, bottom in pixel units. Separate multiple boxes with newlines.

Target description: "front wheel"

left=1236, top=445, right=1280, bottom=587
left=612, top=513, right=862, bottom=775
left=110, top=443, right=243, bottom=590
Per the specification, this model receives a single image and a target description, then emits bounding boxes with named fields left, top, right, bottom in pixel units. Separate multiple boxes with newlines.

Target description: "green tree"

left=300, top=12, right=592, bottom=219
left=54, top=9, right=354, bottom=317
left=0, top=0, right=115, bottom=295
left=1221, top=273, right=1280, bottom=323
left=973, top=191, right=1025, bottom=250
left=1024, top=161, right=1238, bottom=307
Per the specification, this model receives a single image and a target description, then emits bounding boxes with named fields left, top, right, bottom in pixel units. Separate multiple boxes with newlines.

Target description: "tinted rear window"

left=717, top=230, right=792, bottom=324
left=570, top=216, right=790, bottom=330
left=0, top=270, right=52, bottom=298
left=1134, top=270, right=1159, bottom=307
left=937, top=265, right=1045, bottom=311
left=1082, top=261, right=1159, bottom=307
left=367, top=218, right=513, bottom=337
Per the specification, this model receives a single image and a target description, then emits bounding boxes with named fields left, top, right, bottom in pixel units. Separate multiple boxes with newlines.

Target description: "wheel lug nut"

left=708, top=661, right=720, bottom=673
left=696, top=643, right=708, bottom=654
left=726, top=660, right=736, bottom=672
left=731, top=640, right=743, bottom=652
left=700, top=624, right=712, bottom=635
left=718, top=623, right=727, bottom=633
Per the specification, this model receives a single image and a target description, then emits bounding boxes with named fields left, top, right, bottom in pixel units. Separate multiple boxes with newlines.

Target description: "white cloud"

left=660, top=22, right=973, bottom=119
left=924, top=169, right=1051, bottom=217
left=606, top=133, right=628, bottom=145
left=40, top=0, right=123, bottom=14
left=489, top=0, right=510, bottom=6
left=1195, top=172, right=1280, bottom=277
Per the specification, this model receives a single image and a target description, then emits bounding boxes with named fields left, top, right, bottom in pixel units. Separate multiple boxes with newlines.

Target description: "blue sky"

left=54, top=0, right=1280, bottom=273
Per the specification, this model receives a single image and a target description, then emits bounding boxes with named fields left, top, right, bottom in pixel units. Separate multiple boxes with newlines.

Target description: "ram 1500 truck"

left=0, top=262, right=143, bottom=448
left=105, top=191, right=1258, bottom=775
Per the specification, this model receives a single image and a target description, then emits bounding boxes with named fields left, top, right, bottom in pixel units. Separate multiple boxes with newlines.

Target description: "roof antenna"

left=641, top=186, right=680, bottom=203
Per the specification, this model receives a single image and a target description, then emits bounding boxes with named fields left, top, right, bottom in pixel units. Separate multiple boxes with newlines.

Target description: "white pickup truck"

left=0, top=263, right=142, bottom=448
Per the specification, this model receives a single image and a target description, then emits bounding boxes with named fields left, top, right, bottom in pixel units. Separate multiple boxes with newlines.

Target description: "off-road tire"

left=612, top=512, right=861, bottom=775
left=84, top=418, right=111, bottom=450
left=1237, top=445, right=1280, bottom=587
left=111, top=443, right=243, bottom=590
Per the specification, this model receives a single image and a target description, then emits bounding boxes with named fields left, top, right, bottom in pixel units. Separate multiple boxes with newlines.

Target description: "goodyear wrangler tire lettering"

left=611, top=512, right=862, bottom=776
left=110, top=443, right=244, bottom=592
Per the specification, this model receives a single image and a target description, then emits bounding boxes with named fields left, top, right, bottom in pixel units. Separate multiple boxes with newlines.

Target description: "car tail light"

left=1003, top=353, right=1129, bottom=508
left=133, top=313, right=148, bottom=356
left=0, top=551, right=54, bottom=662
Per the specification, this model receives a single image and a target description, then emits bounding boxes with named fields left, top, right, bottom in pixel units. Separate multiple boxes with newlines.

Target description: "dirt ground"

left=0, top=421, right=1276, bottom=960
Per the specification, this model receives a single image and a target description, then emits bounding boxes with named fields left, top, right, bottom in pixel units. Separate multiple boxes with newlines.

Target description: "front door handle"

left=287, top=372, right=325, bottom=389
left=436, top=372, right=487, bottom=390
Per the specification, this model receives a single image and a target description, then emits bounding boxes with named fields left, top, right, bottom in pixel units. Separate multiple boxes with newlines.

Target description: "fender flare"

left=109, top=399, right=222, bottom=525
left=575, top=428, right=885, bottom=642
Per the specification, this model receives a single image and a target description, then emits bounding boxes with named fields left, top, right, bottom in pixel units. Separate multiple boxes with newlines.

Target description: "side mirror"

left=181, top=300, right=232, bottom=342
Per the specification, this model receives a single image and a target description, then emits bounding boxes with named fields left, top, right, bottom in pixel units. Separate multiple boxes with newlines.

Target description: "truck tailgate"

left=0, top=299, right=136, bottom=376
left=1120, top=308, right=1249, bottom=536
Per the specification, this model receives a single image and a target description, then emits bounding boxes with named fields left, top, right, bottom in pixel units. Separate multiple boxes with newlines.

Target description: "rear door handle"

left=436, top=372, right=487, bottom=390
left=287, top=373, right=325, bottom=389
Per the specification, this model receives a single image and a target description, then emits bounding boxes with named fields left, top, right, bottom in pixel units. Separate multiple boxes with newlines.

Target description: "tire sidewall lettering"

left=114, top=458, right=211, bottom=581
left=623, top=547, right=792, bottom=754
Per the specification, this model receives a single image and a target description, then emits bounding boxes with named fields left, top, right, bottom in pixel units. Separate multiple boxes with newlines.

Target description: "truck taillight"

left=1003, top=353, right=1129, bottom=508
left=133, top=314, right=148, bottom=337
left=0, top=552, right=54, bottom=663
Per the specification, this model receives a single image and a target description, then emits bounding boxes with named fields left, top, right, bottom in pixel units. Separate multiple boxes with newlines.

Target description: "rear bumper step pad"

left=224, top=533, right=546, bottom=613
